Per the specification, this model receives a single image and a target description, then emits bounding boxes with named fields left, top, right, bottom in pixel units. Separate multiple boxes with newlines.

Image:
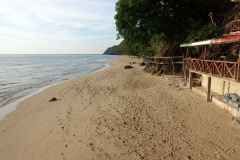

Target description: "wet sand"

left=0, top=56, right=240, bottom=160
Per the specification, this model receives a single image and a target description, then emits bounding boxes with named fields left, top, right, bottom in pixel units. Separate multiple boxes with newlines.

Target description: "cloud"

left=0, top=0, right=120, bottom=54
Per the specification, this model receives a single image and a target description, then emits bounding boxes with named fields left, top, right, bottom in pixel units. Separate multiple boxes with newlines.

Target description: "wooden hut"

left=180, top=18, right=240, bottom=116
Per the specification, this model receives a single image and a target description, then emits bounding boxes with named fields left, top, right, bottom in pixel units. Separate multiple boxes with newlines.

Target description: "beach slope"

left=0, top=56, right=240, bottom=160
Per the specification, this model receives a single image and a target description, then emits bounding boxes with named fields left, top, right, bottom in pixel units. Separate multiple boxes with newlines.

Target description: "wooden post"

left=223, top=62, right=226, bottom=78
left=237, top=52, right=240, bottom=81
left=204, top=46, right=207, bottom=60
left=207, top=76, right=212, bottom=102
left=228, top=82, right=230, bottom=93
left=189, top=71, right=193, bottom=89
left=185, top=48, right=189, bottom=82
left=222, top=81, right=225, bottom=96
left=171, top=58, right=175, bottom=75
left=222, top=62, right=224, bottom=77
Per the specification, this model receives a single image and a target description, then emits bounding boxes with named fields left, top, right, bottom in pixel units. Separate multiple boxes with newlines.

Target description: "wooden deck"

left=186, top=58, right=240, bottom=82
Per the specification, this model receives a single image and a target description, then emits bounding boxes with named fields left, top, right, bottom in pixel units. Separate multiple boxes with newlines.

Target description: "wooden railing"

left=143, top=56, right=184, bottom=75
left=186, top=58, right=239, bottom=81
left=230, top=19, right=240, bottom=33
left=144, top=56, right=183, bottom=64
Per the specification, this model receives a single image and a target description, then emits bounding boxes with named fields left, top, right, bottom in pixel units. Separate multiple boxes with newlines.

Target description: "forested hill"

left=112, top=0, right=240, bottom=58
left=103, top=45, right=118, bottom=55
left=103, top=40, right=131, bottom=55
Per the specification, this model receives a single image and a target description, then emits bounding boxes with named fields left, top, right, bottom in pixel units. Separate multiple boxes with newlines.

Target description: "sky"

left=0, top=0, right=121, bottom=54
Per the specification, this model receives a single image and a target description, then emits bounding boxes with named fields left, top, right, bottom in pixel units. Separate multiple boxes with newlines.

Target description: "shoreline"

left=0, top=57, right=115, bottom=121
left=0, top=56, right=240, bottom=160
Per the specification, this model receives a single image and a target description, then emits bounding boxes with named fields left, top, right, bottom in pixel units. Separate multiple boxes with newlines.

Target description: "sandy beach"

left=0, top=56, right=240, bottom=160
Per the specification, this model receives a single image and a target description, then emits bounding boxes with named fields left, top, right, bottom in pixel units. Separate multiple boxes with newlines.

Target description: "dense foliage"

left=114, top=0, right=221, bottom=57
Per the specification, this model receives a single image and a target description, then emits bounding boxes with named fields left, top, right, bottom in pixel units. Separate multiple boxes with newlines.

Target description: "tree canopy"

left=115, top=0, right=220, bottom=56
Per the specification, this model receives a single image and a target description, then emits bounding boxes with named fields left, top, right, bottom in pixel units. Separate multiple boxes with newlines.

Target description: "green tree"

left=115, top=0, right=219, bottom=56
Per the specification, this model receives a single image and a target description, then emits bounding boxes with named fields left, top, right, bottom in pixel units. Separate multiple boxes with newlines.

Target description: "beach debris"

left=233, top=117, right=240, bottom=125
left=223, top=93, right=240, bottom=108
left=139, top=62, right=145, bottom=66
left=124, top=65, right=133, bottom=69
left=49, top=97, right=58, bottom=102
left=187, top=155, right=192, bottom=160
left=129, top=61, right=136, bottom=65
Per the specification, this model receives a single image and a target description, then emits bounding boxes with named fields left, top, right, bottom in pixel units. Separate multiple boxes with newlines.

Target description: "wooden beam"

left=155, top=56, right=183, bottom=59
left=155, top=62, right=183, bottom=64
left=207, top=76, right=212, bottom=102
left=232, top=0, right=240, bottom=2
left=180, top=34, right=240, bottom=47
left=189, top=71, right=193, bottom=89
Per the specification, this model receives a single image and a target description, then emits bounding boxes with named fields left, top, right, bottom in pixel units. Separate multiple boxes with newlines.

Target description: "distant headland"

left=103, top=41, right=125, bottom=55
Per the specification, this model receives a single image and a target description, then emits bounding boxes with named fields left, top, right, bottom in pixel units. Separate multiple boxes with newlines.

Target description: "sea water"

left=0, top=54, right=118, bottom=119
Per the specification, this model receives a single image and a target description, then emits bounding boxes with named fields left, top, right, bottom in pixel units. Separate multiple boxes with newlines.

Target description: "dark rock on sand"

left=139, top=62, right=145, bottom=66
left=49, top=97, right=58, bottom=102
left=124, top=65, right=133, bottom=69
